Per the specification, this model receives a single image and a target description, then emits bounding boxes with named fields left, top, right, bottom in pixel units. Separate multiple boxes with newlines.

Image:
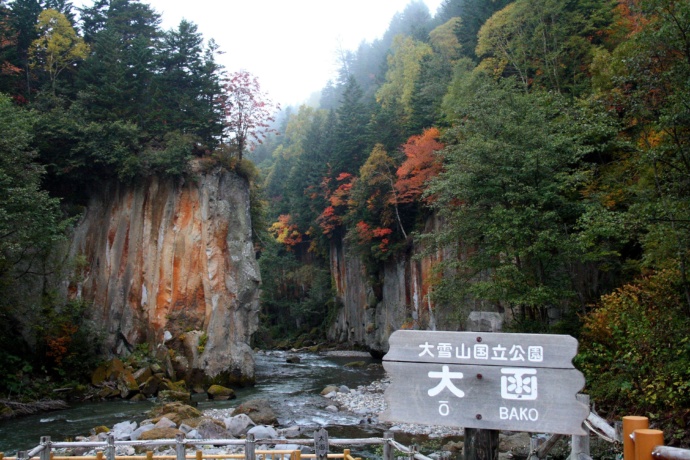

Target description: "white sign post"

left=381, top=330, right=589, bottom=436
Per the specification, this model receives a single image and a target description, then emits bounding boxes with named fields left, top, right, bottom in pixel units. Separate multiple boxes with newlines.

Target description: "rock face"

left=327, top=215, right=500, bottom=354
left=68, top=168, right=260, bottom=386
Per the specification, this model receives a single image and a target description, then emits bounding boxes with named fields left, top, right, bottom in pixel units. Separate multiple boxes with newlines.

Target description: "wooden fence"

left=2, top=407, right=690, bottom=460
left=0, top=431, right=432, bottom=460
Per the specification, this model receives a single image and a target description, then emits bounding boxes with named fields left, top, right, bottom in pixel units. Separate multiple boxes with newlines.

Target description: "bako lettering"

left=499, top=406, right=539, bottom=421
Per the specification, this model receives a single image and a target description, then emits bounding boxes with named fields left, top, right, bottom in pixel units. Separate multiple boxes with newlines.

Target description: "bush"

left=576, top=268, right=690, bottom=444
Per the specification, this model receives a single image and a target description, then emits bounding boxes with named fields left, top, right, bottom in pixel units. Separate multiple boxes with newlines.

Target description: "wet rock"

left=91, top=425, right=110, bottom=435
left=207, top=384, right=236, bottom=401
left=286, top=355, right=301, bottom=364
left=325, top=405, right=338, bottom=413
left=338, top=385, right=350, bottom=393
left=320, top=385, right=338, bottom=395
left=158, top=389, right=191, bottom=402
left=344, top=361, right=366, bottom=368
left=232, top=399, right=277, bottom=425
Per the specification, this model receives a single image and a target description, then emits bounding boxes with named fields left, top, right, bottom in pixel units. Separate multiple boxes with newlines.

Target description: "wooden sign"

left=314, top=428, right=329, bottom=460
left=381, top=330, right=589, bottom=435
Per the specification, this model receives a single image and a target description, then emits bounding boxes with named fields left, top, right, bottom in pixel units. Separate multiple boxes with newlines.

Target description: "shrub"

left=576, top=268, right=690, bottom=444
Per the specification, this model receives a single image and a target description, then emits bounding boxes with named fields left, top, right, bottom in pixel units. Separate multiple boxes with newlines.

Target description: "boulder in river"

left=285, top=355, right=301, bottom=364
left=158, top=389, right=191, bottom=402
left=207, top=384, right=236, bottom=400
left=320, top=385, right=338, bottom=395
left=232, top=399, right=278, bottom=425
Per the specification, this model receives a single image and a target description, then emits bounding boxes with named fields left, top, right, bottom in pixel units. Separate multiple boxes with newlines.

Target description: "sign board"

left=381, top=330, right=588, bottom=435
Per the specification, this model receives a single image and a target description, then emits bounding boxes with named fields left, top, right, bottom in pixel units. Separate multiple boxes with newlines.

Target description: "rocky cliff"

left=327, top=216, right=492, bottom=354
left=67, top=167, right=260, bottom=386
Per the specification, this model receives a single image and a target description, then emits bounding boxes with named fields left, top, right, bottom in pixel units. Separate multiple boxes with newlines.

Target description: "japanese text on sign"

left=418, top=341, right=544, bottom=362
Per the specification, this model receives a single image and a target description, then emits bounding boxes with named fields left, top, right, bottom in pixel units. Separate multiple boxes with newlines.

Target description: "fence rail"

left=0, top=431, right=434, bottom=460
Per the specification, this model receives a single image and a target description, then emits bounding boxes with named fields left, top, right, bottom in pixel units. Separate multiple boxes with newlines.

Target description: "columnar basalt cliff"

left=68, top=168, right=260, bottom=386
left=327, top=216, right=479, bottom=354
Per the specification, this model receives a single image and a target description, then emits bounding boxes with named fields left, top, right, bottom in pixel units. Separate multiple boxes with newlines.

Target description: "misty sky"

left=69, top=0, right=445, bottom=107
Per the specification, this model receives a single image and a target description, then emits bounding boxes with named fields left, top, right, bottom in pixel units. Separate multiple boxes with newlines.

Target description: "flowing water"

left=0, top=350, right=386, bottom=455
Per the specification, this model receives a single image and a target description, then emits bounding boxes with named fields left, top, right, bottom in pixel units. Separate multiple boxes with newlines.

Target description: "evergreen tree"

left=152, top=20, right=223, bottom=145
left=9, top=0, right=43, bottom=98
left=333, top=76, right=370, bottom=177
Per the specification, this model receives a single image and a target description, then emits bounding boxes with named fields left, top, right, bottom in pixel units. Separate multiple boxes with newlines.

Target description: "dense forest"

left=255, top=0, right=690, bottom=441
left=0, top=0, right=689, bottom=444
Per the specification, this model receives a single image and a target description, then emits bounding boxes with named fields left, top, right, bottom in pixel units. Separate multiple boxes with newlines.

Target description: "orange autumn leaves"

left=395, top=127, right=444, bottom=204
left=270, top=128, right=444, bottom=252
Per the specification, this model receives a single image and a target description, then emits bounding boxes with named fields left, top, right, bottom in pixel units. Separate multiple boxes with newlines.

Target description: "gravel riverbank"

left=324, top=378, right=464, bottom=438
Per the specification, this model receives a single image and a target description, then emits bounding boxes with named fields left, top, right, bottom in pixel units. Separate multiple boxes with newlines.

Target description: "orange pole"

left=196, top=451, right=202, bottom=460
left=624, top=416, right=649, bottom=460
left=634, top=429, right=664, bottom=460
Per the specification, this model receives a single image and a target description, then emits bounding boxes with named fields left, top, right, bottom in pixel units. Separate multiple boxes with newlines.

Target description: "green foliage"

left=141, top=131, right=193, bottom=177
left=258, top=238, right=333, bottom=339
left=0, top=94, right=67, bottom=278
left=427, top=74, right=617, bottom=325
left=577, top=268, right=690, bottom=441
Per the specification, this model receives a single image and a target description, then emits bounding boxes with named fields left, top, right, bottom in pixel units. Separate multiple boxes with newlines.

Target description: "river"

left=0, top=350, right=386, bottom=455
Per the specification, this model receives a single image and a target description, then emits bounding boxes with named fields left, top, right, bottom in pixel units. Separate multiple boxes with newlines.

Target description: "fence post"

left=40, top=436, right=51, bottom=460
left=383, top=431, right=393, bottom=460
left=633, top=429, right=664, bottom=460
left=408, top=444, right=417, bottom=460
left=106, top=434, right=115, bottom=460
left=570, top=395, right=591, bottom=460
left=246, top=433, right=256, bottom=460
left=196, top=450, right=203, bottom=460
left=623, top=416, right=649, bottom=460
left=175, top=433, right=186, bottom=460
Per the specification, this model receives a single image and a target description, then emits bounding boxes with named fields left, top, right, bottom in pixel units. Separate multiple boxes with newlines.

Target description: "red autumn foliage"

left=317, top=173, right=355, bottom=236
left=221, top=70, right=279, bottom=161
left=395, top=127, right=444, bottom=204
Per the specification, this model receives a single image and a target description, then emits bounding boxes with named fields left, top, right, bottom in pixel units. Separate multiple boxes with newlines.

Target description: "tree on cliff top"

left=222, top=70, right=279, bottom=162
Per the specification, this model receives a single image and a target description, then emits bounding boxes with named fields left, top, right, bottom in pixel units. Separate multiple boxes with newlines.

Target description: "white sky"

left=69, top=0, right=445, bottom=107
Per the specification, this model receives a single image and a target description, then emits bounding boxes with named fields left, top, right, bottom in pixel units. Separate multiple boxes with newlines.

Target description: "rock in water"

left=232, top=399, right=278, bottom=425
